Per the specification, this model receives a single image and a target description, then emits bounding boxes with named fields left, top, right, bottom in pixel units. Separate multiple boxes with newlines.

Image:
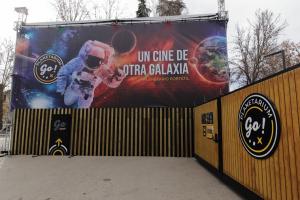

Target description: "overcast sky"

left=1, top=0, right=299, bottom=44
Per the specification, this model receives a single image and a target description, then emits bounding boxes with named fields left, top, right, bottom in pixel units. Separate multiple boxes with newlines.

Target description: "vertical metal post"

left=217, top=98, right=223, bottom=174
left=264, top=49, right=286, bottom=72
left=281, top=50, right=286, bottom=70
left=8, top=122, right=12, bottom=155
left=218, top=0, right=228, bottom=19
left=8, top=7, right=28, bottom=155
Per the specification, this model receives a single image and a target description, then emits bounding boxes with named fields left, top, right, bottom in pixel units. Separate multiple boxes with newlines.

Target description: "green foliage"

left=136, top=0, right=151, bottom=17
left=156, top=0, right=186, bottom=16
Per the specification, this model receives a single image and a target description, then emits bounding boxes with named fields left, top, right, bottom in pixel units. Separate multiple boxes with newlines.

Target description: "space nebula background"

left=11, top=20, right=229, bottom=109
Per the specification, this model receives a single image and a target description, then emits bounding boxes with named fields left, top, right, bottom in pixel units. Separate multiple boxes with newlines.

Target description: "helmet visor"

left=85, top=55, right=103, bottom=70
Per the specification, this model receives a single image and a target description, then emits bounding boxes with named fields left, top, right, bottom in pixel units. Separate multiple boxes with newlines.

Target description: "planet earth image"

left=192, top=36, right=229, bottom=83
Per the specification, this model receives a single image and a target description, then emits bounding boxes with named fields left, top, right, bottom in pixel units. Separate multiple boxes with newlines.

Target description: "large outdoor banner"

left=12, top=19, right=229, bottom=109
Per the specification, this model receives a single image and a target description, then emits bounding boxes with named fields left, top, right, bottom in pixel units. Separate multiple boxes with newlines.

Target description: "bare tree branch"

left=147, top=0, right=159, bottom=16
left=230, top=9, right=287, bottom=87
left=51, top=0, right=90, bottom=21
left=0, top=39, right=14, bottom=91
left=89, top=0, right=126, bottom=20
left=101, top=0, right=124, bottom=19
left=278, top=40, right=300, bottom=67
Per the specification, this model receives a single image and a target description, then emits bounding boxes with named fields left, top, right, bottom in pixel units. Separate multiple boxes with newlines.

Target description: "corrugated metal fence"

left=0, top=123, right=11, bottom=153
left=11, top=107, right=194, bottom=157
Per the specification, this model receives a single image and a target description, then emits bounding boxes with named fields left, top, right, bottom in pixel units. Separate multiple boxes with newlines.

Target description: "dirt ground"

left=0, top=156, right=242, bottom=200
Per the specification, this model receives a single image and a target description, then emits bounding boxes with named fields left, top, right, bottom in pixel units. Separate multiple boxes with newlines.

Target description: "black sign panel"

left=48, top=114, right=72, bottom=155
left=238, top=93, right=280, bottom=159
left=201, top=112, right=213, bottom=124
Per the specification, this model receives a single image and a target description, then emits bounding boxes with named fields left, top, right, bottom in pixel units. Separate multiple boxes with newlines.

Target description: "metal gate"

left=0, top=124, right=12, bottom=154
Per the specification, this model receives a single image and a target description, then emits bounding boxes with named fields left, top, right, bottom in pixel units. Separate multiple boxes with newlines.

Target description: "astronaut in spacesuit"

left=56, top=40, right=126, bottom=107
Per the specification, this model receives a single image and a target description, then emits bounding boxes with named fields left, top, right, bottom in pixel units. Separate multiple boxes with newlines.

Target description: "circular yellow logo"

left=238, top=93, right=280, bottom=159
left=33, top=54, right=64, bottom=84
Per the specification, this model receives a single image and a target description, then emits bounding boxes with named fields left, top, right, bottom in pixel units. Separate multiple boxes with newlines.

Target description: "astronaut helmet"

left=80, top=40, right=105, bottom=71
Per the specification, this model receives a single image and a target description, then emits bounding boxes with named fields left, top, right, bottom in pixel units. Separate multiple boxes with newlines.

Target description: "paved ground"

left=0, top=156, right=242, bottom=200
